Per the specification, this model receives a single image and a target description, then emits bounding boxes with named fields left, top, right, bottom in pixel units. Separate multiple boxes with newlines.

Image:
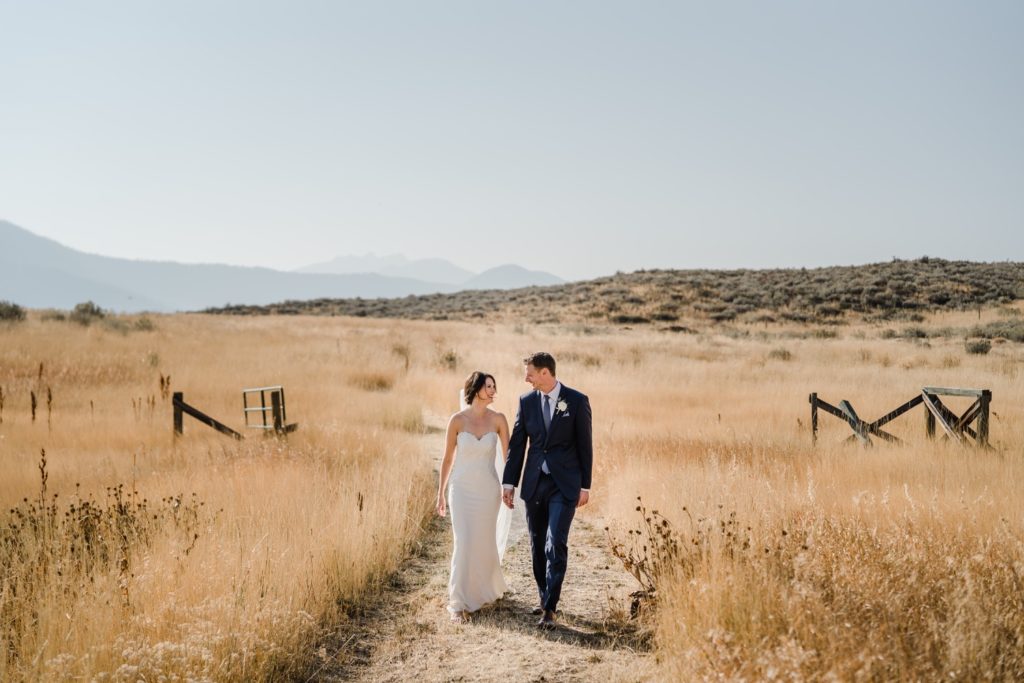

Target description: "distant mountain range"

left=0, top=221, right=564, bottom=313
left=295, top=253, right=563, bottom=289
left=296, top=253, right=475, bottom=284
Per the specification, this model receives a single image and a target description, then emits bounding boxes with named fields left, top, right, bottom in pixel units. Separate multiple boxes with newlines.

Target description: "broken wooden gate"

left=809, top=386, right=991, bottom=448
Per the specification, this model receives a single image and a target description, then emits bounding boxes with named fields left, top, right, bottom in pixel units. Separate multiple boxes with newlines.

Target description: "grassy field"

left=585, top=307, right=1024, bottom=680
left=0, top=314, right=436, bottom=681
left=2, top=304, right=1023, bottom=680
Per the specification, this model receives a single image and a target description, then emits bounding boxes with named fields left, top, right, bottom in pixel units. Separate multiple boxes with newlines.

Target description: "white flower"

left=556, top=399, right=568, bottom=412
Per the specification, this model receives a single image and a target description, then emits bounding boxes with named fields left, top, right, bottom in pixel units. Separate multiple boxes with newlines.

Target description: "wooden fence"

left=809, top=386, right=991, bottom=448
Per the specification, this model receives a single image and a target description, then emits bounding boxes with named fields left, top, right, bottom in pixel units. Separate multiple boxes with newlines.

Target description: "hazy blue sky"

left=1, top=1, right=1021, bottom=280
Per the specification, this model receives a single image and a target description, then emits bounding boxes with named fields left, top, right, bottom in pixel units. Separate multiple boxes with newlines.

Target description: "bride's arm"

left=436, top=415, right=459, bottom=516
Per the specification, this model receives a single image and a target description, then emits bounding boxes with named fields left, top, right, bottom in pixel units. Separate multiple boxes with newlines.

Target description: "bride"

left=436, top=371, right=511, bottom=623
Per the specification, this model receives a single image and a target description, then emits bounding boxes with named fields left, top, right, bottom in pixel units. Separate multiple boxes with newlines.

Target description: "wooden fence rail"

left=172, top=392, right=244, bottom=440
left=810, top=387, right=991, bottom=448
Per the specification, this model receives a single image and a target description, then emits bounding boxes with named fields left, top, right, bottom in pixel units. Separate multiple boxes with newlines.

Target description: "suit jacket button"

left=544, top=449, right=548, bottom=453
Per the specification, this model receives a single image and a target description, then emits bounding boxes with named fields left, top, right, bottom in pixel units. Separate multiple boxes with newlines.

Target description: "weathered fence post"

left=809, top=393, right=818, bottom=445
left=978, top=389, right=991, bottom=447
left=271, top=390, right=283, bottom=432
left=173, top=391, right=183, bottom=435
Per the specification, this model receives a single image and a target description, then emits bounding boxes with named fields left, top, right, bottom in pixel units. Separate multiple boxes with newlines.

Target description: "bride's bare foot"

left=450, top=610, right=469, bottom=624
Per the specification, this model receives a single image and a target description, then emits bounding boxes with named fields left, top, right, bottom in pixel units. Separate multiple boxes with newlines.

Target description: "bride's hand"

left=436, top=492, right=447, bottom=517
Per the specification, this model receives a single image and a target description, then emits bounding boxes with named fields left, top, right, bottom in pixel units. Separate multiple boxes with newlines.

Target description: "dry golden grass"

left=399, top=307, right=1024, bottom=680
left=2, top=305, right=1023, bottom=681
left=581, top=312, right=1024, bottom=681
left=0, top=314, right=435, bottom=681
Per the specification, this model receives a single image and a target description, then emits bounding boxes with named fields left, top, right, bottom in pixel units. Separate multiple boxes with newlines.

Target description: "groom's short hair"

left=523, top=352, right=556, bottom=376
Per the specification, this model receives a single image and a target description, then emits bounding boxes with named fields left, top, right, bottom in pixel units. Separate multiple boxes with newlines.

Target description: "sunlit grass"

left=0, top=314, right=433, bottom=681
left=2, top=308, right=1022, bottom=680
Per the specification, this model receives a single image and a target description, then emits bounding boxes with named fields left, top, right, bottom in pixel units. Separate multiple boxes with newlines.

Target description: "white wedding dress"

left=447, top=430, right=510, bottom=614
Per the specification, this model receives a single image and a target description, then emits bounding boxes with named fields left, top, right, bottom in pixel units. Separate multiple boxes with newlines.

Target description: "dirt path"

left=314, top=426, right=655, bottom=682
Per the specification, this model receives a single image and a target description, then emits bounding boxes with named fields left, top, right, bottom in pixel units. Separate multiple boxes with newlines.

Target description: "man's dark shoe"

left=530, top=606, right=543, bottom=616
left=537, top=610, right=557, bottom=629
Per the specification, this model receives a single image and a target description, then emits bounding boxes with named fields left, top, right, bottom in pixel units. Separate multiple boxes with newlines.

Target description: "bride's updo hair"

left=464, top=371, right=496, bottom=405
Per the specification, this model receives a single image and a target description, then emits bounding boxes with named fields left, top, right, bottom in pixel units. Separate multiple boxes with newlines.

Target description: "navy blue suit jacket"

left=502, top=384, right=593, bottom=502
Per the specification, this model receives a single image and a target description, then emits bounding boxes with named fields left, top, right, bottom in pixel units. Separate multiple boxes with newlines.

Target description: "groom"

left=502, top=352, right=593, bottom=629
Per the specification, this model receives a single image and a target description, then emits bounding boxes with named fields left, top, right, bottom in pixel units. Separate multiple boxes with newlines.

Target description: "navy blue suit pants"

left=526, top=472, right=577, bottom=612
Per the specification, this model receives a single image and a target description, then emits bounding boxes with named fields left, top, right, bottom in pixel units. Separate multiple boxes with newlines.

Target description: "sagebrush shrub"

left=0, top=300, right=26, bottom=321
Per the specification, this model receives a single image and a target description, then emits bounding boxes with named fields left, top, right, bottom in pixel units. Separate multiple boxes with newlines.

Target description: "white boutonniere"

left=556, top=399, right=568, bottom=413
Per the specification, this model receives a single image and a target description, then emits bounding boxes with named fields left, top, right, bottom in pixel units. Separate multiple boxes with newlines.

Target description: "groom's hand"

left=577, top=490, right=590, bottom=508
left=502, top=488, right=515, bottom=509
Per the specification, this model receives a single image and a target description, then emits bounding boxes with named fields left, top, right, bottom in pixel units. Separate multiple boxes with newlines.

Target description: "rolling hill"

left=206, top=258, right=1024, bottom=328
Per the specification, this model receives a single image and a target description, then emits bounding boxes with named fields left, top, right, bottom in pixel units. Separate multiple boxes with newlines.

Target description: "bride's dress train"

left=447, top=430, right=509, bottom=614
